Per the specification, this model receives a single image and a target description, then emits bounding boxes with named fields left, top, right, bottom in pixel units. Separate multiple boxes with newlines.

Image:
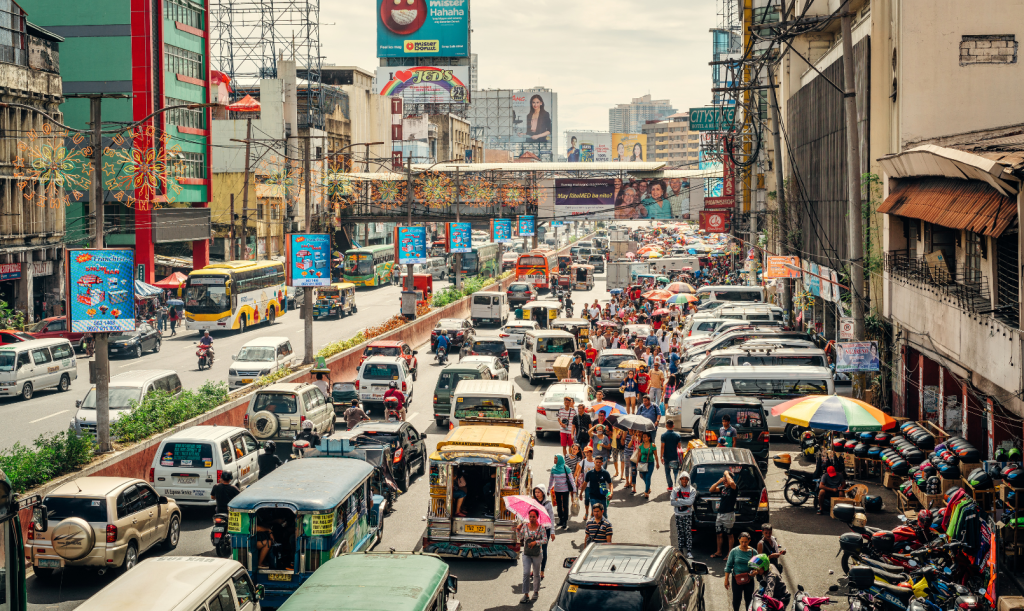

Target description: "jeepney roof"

left=331, top=282, right=355, bottom=290
left=431, top=425, right=531, bottom=463
left=229, top=458, right=372, bottom=512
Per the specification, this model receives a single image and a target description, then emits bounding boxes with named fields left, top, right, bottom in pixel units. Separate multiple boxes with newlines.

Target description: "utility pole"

left=454, top=168, right=462, bottom=291
left=240, top=119, right=253, bottom=260
left=404, top=154, right=415, bottom=292
left=841, top=12, right=866, bottom=397
left=302, top=137, right=314, bottom=365
left=767, top=68, right=794, bottom=322
left=229, top=193, right=236, bottom=260
left=242, top=196, right=249, bottom=260
left=89, top=97, right=110, bottom=454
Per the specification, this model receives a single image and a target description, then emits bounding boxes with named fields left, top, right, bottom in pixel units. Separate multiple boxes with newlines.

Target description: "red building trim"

left=176, top=126, right=208, bottom=136
left=193, top=0, right=212, bottom=270
left=177, top=178, right=210, bottom=186
left=176, top=74, right=205, bottom=87
left=131, top=0, right=156, bottom=283
left=175, top=21, right=204, bottom=37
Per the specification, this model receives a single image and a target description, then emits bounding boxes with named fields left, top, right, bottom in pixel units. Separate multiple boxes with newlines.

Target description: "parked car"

left=557, top=544, right=708, bottom=611
left=358, top=340, right=419, bottom=380
left=536, top=382, right=595, bottom=438
left=506, top=282, right=536, bottom=306
left=589, top=348, right=639, bottom=392
left=623, top=324, right=654, bottom=340
left=0, top=330, right=33, bottom=345
left=693, top=396, right=771, bottom=470
left=677, top=447, right=770, bottom=542
left=25, top=316, right=86, bottom=352
left=431, top=318, right=475, bottom=352
left=107, top=323, right=162, bottom=359
left=245, top=382, right=335, bottom=443
left=350, top=420, right=428, bottom=491
left=459, top=355, right=508, bottom=380
left=28, top=477, right=181, bottom=578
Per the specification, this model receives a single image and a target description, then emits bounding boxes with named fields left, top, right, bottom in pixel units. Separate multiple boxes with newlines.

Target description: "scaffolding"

left=210, top=0, right=325, bottom=130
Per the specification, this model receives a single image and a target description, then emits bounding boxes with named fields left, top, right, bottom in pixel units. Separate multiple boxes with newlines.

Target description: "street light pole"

left=302, top=137, right=314, bottom=365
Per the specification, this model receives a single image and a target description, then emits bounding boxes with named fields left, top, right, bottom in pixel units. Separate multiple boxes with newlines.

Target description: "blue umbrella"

left=609, top=288, right=623, bottom=295
left=594, top=402, right=627, bottom=418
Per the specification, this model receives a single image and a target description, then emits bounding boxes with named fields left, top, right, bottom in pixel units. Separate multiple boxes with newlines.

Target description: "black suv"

left=555, top=544, right=708, bottom=611
left=694, top=396, right=770, bottom=471
left=677, top=447, right=770, bottom=541
left=351, top=421, right=428, bottom=492
left=587, top=254, right=606, bottom=273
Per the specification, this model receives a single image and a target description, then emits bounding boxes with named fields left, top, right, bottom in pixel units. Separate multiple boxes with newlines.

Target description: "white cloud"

left=321, top=0, right=717, bottom=132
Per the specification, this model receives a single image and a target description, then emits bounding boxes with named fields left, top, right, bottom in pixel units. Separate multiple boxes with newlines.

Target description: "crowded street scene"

left=2, top=1, right=1024, bottom=611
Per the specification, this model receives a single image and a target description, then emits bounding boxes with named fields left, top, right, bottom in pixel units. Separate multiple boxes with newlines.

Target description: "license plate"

left=267, top=573, right=292, bottom=582
left=738, top=433, right=753, bottom=441
left=38, top=558, right=61, bottom=568
left=464, top=524, right=486, bottom=534
left=372, top=393, right=384, bottom=400
left=178, top=477, right=197, bottom=485
left=194, top=490, right=207, bottom=496
left=516, top=339, right=523, bottom=345
left=241, top=379, right=253, bottom=384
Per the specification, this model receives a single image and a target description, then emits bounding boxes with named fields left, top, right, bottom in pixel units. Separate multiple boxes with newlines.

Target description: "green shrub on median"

left=110, top=381, right=229, bottom=443
left=315, top=331, right=367, bottom=360
left=0, top=430, right=95, bottom=492
left=431, top=270, right=513, bottom=308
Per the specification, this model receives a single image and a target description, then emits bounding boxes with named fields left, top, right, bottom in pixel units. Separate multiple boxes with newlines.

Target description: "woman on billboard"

left=526, top=94, right=552, bottom=142
left=613, top=142, right=626, bottom=162
left=629, top=142, right=644, bottom=162
left=642, top=179, right=673, bottom=220
left=612, top=179, right=647, bottom=219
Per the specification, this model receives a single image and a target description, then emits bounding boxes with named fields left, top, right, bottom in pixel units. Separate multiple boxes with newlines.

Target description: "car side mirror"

left=75, top=400, right=81, bottom=408
left=256, top=584, right=265, bottom=601
left=33, top=505, right=48, bottom=532
left=446, top=575, right=459, bottom=594
left=232, top=354, right=238, bottom=361
left=563, top=557, right=578, bottom=569
left=413, top=350, right=418, bottom=355
left=693, top=408, right=702, bottom=415
left=515, top=393, right=522, bottom=401
left=159, top=496, right=169, bottom=505
left=690, top=562, right=709, bottom=575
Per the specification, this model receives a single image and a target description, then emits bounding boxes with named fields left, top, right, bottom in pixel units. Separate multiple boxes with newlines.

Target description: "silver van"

left=520, top=329, right=577, bottom=384
left=716, top=305, right=784, bottom=322
left=695, top=285, right=766, bottom=303
left=683, top=346, right=829, bottom=384
left=72, top=370, right=182, bottom=436
left=228, top=336, right=295, bottom=388
left=0, top=338, right=77, bottom=400
left=665, top=365, right=834, bottom=441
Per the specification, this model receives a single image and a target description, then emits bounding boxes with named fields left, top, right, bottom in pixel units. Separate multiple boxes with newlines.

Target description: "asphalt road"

left=0, top=278, right=449, bottom=451
left=24, top=273, right=903, bottom=611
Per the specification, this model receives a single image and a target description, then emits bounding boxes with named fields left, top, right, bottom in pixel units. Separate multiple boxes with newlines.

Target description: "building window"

left=960, top=35, right=1017, bottom=66
left=164, top=0, right=204, bottom=30
left=164, top=44, right=203, bottom=79
left=965, top=231, right=982, bottom=283
left=175, top=151, right=206, bottom=179
left=257, top=203, right=264, bottom=220
left=165, top=97, right=205, bottom=130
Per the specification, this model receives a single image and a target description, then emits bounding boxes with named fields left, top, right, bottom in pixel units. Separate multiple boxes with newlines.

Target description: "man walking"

left=344, top=399, right=370, bottom=430
left=585, top=456, right=613, bottom=516
left=584, top=503, right=613, bottom=544
left=558, top=396, right=578, bottom=456
left=718, top=414, right=738, bottom=448
left=638, top=395, right=660, bottom=429
left=649, top=362, right=665, bottom=408
left=661, top=420, right=683, bottom=491
left=710, top=470, right=738, bottom=558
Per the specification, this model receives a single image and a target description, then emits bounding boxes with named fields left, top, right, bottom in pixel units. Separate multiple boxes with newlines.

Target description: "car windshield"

left=543, top=390, right=584, bottom=404
left=0, top=352, right=15, bottom=372
left=79, top=387, right=144, bottom=410
left=437, top=319, right=463, bottom=329
left=363, top=364, right=399, bottom=380
left=236, top=347, right=276, bottom=362
left=710, top=406, right=765, bottom=429
left=438, top=372, right=480, bottom=390
left=364, top=346, right=400, bottom=357
left=595, top=354, right=635, bottom=368
left=252, top=393, right=298, bottom=414
left=557, top=585, right=649, bottom=611
left=24, top=320, right=49, bottom=332
left=717, top=291, right=762, bottom=301
left=509, top=285, right=530, bottom=292
left=159, top=442, right=214, bottom=468
left=538, top=337, right=575, bottom=353
left=42, top=496, right=108, bottom=523
left=454, top=397, right=510, bottom=418
left=689, top=464, right=762, bottom=492
left=108, top=330, right=141, bottom=338
left=471, top=340, right=505, bottom=354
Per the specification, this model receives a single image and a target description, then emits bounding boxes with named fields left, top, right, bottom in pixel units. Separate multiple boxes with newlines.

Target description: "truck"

left=610, top=240, right=637, bottom=259
left=607, top=261, right=649, bottom=290
left=651, top=256, right=702, bottom=274
left=610, top=229, right=630, bottom=241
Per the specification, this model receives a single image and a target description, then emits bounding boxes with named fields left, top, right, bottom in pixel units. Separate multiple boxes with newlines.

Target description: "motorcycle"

left=435, top=345, right=448, bottom=365
left=196, top=343, right=214, bottom=371
left=794, top=586, right=835, bottom=611
left=776, top=456, right=818, bottom=507
left=384, top=396, right=403, bottom=422
left=211, top=513, right=232, bottom=557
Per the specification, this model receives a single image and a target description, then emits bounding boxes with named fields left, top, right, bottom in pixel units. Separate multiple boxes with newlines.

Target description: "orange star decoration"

left=13, top=123, right=93, bottom=208
left=257, top=155, right=303, bottom=210
left=102, top=125, right=184, bottom=210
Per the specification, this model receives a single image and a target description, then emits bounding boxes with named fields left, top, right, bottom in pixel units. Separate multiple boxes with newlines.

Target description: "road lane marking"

left=29, top=410, right=67, bottom=424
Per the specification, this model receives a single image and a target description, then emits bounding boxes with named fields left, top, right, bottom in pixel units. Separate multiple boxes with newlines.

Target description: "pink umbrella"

left=503, top=495, right=552, bottom=524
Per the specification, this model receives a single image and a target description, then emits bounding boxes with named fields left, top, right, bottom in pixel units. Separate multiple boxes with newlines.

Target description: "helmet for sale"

left=1009, top=447, right=1023, bottom=461
left=748, top=554, right=770, bottom=572
left=917, top=509, right=933, bottom=532
left=389, top=380, right=398, bottom=389
left=852, top=513, right=867, bottom=527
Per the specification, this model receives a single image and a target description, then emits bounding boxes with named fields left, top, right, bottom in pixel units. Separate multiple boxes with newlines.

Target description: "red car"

left=0, top=330, right=33, bottom=345
left=25, top=316, right=87, bottom=351
left=358, top=340, right=419, bottom=380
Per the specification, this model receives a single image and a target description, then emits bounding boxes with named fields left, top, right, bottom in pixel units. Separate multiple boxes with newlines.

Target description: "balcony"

left=884, top=253, right=990, bottom=314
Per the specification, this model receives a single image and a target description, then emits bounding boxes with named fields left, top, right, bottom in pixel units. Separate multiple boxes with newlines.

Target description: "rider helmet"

left=916, top=509, right=933, bottom=532
left=389, top=380, right=398, bottom=389
left=302, top=420, right=314, bottom=430
left=263, top=441, right=276, bottom=454
left=747, top=554, right=770, bottom=572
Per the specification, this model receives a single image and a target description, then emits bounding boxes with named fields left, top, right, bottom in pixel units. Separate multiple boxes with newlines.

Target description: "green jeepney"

left=314, top=282, right=356, bottom=319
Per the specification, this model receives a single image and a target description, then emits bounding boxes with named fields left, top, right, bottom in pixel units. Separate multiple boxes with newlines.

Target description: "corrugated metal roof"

left=877, top=177, right=1016, bottom=237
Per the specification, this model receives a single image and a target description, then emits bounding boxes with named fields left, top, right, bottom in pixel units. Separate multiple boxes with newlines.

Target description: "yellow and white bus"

left=183, top=260, right=288, bottom=333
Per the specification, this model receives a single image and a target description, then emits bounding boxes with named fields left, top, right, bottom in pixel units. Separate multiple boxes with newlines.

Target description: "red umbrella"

left=226, top=94, right=261, bottom=113
left=642, top=289, right=673, bottom=302
left=652, top=308, right=670, bottom=316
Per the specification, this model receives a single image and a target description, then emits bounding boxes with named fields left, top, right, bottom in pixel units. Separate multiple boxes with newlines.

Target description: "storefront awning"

left=134, top=280, right=163, bottom=298
left=876, top=177, right=1017, bottom=237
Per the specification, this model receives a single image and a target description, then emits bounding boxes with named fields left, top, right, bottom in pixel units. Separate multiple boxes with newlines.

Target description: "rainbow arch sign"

left=374, top=66, right=470, bottom=105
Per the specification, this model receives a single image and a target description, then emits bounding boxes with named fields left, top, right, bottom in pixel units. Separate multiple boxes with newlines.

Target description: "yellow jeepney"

left=313, top=282, right=356, bottom=319
left=424, top=420, right=534, bottom=560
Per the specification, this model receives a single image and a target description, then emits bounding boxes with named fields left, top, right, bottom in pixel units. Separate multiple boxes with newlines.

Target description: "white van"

left=471, top=291, right=509, bottom=327
left=683, top=346, right=829, bottom=384
left=152, top=426, right=263, bottom=504
left=357, top=355, right=414, bottom=405
left=520, top=329, right=577, bottom=384
left=73, top=556, right=261, bottom=611
left=652, top=257, right=702, bottom=273
left=228, top=337, right=295, bottom=388
left=449, top=379, right=523, bottom=428
left=397, top=257, right=447, bottom=280
left=665, top=366, right=834, bottom=441
left=716, top=305, right=785, bottom=323
left=0, top=338, right=77, bottom=400
left=695, top=285, right=766, bottom=302
left=72, top=370, right=182, bottom=437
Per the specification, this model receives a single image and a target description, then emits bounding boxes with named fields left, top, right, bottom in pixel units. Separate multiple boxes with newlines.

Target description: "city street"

left=0, top=279, right=448, bottom=450
left=23, top=273, right=899, bottom=611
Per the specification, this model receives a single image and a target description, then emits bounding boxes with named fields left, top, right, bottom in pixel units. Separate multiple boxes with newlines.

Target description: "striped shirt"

left=585, top=518, right=613, bottom=543
left=557, top=406, right=577, bottom=434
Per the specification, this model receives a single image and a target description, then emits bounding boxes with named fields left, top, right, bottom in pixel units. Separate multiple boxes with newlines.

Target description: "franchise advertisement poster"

left=491, top=219, right=513, bottom=243
left=518, top=215, right=536, bottom=236
left=565, top=132, right=611, bottom=162
left=447, top=222, right=472, bottom=253
left=512, top=91, right=554, bottom=144
left=395, top=226, right=428, bottom=264
left=698, top=210, right=731, bottom=233
left=374, top=66, right=469, bottom=104
left=288, top=234, right=331, bottom=287
left=376, top=0, right=469, bottom=58
left=67, top=249, right=137, bottom=332
left=836, top=341, right=881, bottom=372
left=611, top=133, right=647, bottom=162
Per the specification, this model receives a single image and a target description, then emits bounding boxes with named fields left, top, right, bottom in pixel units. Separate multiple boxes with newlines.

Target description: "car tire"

left=121, top=542, right=139, bottom=574
left=134, top=344, right=142, bottom=359
left=33, top=567, right=56, bottom=579
left=239, top=316, right=247, bottom=334
left=412, top=368, right=418, bottom=382
left=163, top=514, right=181, bottom=550
left=784, top=424, right=805, bottom=444
left=399, top=467, right=411, bottom=492
left=417, top=454, right=426, bottom=476
left=58, top=374, right=71, bottom=392
left=21, top=382, right=33, bottom=401
left=435, top=417, right=446, bottom=428
left=153, top=339, right=161, bottom=353
left=268, top=307, right=276, bottom=325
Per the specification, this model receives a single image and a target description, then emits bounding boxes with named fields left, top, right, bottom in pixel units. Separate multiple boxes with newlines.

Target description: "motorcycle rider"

left=563, top=292, right=574, bottom=317
left=295, top=420, right=321, bottom=447
left=257, top=442, right=282, bottom=479
left=199, top=330, right=215, bottom=361
left=748, top=554, right=790, bottom=609
left=210, top=471, right=241, bottom=513
left=383, top=380, right=407, bottom=421
left=435, top=330, right=451, bottom=364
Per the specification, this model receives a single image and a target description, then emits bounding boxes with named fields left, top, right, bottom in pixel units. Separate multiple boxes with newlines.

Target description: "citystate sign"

left=689, top=107, right=737, bottom=131
left=699, top=211, right=731, bottom=233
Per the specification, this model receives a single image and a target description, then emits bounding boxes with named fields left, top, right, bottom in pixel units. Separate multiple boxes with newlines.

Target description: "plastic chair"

left=830, top=483, right=869, bottom=518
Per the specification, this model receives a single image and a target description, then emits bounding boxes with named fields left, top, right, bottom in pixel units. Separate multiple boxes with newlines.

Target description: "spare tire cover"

left=51, top=517, right=97, bottom=561
left=251, top=412, right=279, bottom=439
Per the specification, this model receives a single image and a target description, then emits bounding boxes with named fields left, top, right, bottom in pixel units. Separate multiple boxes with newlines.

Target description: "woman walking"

left=547, top=456, right=576, bottom=529
left=621, top=431, right=638, bottom=493
left=724, top=532, right=757, bottom=611
left=517, top=509, right=548, bottom=604
left=620, top=369, right=639, bottom=414
left=610, top=427, right=625, bottom=479
left=670, top=471, right=697, bottom=558
left=169, top=306, right=179, bottom=336
left=532, top=485, right=555, bottom=578
left=636, top=431, right=660, bottom=499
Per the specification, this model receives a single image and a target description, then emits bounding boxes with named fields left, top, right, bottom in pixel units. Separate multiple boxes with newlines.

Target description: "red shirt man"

left=637, top=369, right=651, bottom=395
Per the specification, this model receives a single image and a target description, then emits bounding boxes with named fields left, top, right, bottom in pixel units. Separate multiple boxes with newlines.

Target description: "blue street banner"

left=396, top=226, right=428, bottom=264
left=68, top=249, right=137, bottom=332
left=836, top=341, right=881, bottom=373
left=518, top=215, right=535, bottom=237
left=491, top=219, right=513, bottom=243
left=447, top=222, right=472, bottom=254
left=288, top=233, right=332, bottom=287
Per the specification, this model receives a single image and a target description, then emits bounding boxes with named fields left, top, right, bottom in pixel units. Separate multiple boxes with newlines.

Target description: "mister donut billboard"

left=377, top=0, right=469, bottom=58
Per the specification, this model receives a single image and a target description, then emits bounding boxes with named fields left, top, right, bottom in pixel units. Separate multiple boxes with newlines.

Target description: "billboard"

left=395, top=226, right=428, bottom=264
left=447, top=222, right=471, bottom=253
left=67, top=249, right=136, bottom=332
left=491, top=219, right=513, bottom=243
left=554, top=178, right=693, bottom=220
left=565, top=132, right=611, bottom=162
left=765, top=256, right=802, bottom=279
left=836, top=341, right=880, bottom=372
left=374, top=66, right=469, bottom=105
left=512, top=90, right=554, bottom=144
left=376, top=0, right=469, bottom=58
left=699, top=210, right=731, bottom=233
left=689, top=106, right=737, bottom=131
left=518, top=215, right=535, bottom=236
left=611, top=133, right=647, bottom=162
left=288, top=234, right=331, bottom=287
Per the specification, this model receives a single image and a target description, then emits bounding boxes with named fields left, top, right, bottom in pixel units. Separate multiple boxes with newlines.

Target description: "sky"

left=321, top=0, right=719, bottom=136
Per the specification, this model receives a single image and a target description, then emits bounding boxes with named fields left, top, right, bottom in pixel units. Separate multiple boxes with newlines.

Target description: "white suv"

left=245, top=382, right=335, bottom=443
left=499, top=320, right=540, bottom=353
left=357, top=356, right=414, bottom=406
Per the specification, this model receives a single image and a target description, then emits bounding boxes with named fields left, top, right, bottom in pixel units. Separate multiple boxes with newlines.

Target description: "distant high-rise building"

left=609, top=94, right=677, bottom=134
left=642, top=113, right=700, bottom=167
left=470, top=53, right=478, bottom=92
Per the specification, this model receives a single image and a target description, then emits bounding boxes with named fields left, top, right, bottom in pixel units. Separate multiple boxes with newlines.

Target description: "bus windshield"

left=462, top=252, right=479, bottom=273
left=345, top=254, right=374, bottom=276
left=185, top=282, right=229, bottom=314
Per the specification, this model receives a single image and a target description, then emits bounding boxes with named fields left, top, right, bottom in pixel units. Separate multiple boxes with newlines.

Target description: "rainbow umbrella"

left=592, top=401, right=626, bottom=418
left=770, top=395, right=896, bottom=432
left=667, top=293, right=699, bottom=305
